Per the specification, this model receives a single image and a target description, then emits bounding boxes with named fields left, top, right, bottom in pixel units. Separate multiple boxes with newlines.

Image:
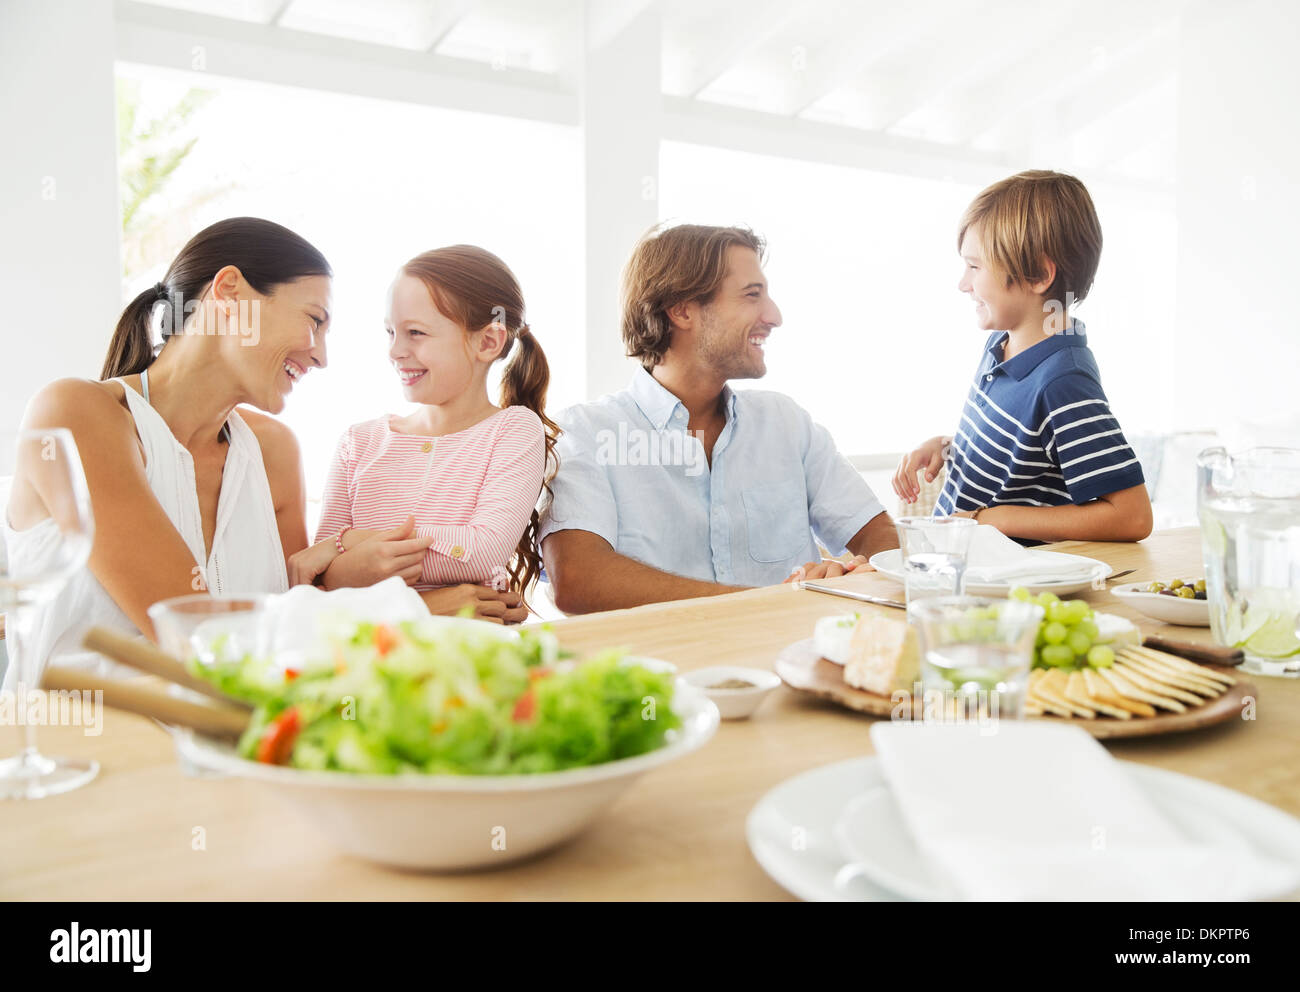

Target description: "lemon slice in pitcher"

left=1244, top=611, right=1300, bottom=658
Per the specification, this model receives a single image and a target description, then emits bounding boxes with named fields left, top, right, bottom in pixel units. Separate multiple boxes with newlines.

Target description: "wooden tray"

left=774, top=638, right=1255, bottom=740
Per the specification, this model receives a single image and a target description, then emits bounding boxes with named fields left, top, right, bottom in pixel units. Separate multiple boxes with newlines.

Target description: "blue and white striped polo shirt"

left=935, top=321, right=1144, bottom=515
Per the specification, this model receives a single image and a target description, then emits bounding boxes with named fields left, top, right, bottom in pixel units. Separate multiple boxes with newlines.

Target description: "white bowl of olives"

left=1111, top=579, right=1211, bottom=627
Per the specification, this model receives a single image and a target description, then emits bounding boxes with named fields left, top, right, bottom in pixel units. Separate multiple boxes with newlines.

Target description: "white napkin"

left=188, top=577, right=429, bottom=672
left=962, top=524, right=1097, bottom=584
left=868, top=721, right=1300, bottom=901
left=261, top=577, right=429, bottom=668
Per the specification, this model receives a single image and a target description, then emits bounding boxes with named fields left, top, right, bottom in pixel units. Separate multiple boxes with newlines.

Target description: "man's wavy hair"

left=620, top=223, right=766, bottom=370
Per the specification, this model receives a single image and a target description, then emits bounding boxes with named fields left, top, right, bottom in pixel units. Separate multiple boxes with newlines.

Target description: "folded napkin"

left=868, top=721, right=1300, bottom=901
left=189, top=577, right=429, bottom=673
left=962, top=525, right=1097, bottom=584
left=258, top=577, right=429, bottom=666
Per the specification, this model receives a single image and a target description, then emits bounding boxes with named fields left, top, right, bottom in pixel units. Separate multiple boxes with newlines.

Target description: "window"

left=117, top=65, right=583, bottom=534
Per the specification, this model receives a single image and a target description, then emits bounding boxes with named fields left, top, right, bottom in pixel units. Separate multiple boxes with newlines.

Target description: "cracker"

left=1099, top=668, right=1186, bottom=713
left=1040, top=668, right=1095, bottom=718
left=1119, top=655, right=1223, bottom=697
left=1082, top=667, right=1149, bottom=717
left=1127, top=647, right=1236, bottom=687
left=1114, top=661, right=1207, bottom=705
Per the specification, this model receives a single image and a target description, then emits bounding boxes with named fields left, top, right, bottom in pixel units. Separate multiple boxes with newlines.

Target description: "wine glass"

left=0, top=428, right=97, bottom=799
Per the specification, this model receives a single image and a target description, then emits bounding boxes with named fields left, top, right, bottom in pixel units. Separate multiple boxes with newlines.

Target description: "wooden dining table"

left=4, top=527, right=1298, bottom=900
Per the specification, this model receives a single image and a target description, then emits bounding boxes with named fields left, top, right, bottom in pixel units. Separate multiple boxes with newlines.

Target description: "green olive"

left=1169, top=579, right=1184, bottom=590
left=1194, top=579, right=1207, bottom=593
left=1176, top=586, right=1196, bottom=599
left=1147, top=582, right=1166, bottom=592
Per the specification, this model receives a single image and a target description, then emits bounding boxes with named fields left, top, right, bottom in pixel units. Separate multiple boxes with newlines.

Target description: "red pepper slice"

left=373, top=624, right=399, bottom=657
left=512, top=690, right=535, bottom=723
left=255, top=708, right=301, bottom=765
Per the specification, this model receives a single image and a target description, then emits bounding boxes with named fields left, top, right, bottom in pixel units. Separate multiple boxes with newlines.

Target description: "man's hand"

left=420, top=584, right=529, bottom=624
left=784, top=554, right=873, bottom=583
left=321, top=516, right=434, bottom=589
left=893, top=435, right=950, bottom=504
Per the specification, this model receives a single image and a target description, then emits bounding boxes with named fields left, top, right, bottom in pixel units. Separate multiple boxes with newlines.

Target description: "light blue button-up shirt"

left=538, top=367, right=886, bottom=587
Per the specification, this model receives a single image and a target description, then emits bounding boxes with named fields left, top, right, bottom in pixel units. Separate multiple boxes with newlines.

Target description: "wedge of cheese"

left=843, top=615, right=921, bottom=696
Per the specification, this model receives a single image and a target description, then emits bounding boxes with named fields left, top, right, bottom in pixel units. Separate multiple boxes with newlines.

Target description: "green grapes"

left=1008, top=586, right=1115, bottom=673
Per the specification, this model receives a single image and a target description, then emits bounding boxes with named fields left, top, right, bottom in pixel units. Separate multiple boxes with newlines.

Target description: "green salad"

left=190, top=620, right=681, bottom=775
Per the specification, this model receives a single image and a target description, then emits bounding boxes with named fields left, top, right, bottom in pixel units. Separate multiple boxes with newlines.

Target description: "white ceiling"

left=125, top=0, right=1186, bottom=182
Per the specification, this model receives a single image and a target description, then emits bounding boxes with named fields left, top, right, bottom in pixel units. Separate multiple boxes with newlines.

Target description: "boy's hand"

left=893, top=435, right=951, bottom=504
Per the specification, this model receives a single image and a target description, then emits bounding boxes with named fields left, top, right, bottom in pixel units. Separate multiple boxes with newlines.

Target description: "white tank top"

left=2, top=374, right=288, bottom=684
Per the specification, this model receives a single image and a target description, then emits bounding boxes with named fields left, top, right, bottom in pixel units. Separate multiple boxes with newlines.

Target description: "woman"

left=291, top=245, right=558, bottom=623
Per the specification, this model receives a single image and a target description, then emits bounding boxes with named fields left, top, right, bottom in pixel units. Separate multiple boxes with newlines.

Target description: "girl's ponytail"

left=500, top=325, right=560, bottom=596
left=101, top=283, right=165, bottom=379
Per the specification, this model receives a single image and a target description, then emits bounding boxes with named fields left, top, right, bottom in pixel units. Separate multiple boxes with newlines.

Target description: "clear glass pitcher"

left=1197, top=446, right=1300, bottom=677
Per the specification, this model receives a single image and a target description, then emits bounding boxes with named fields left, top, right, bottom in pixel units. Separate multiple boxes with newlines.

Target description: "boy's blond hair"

left=958, top=170, right=1102, bottom=308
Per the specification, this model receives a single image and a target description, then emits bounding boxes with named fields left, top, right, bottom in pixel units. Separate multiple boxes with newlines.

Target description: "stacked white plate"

left=747, top=755, right=1300, bottom=901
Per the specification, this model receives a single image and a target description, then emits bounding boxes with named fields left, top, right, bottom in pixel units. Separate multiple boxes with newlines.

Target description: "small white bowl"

left=682, top=666, right=782, bottom=720
left=1111, top=583, right=1211, bottom=627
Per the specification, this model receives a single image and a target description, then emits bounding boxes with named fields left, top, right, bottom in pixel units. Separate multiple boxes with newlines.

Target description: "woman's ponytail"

left=100, top=218, right=331, bottom=381
left=101, top=283, right=165, bottom=379
left=500, top=325, right=560, bottom=596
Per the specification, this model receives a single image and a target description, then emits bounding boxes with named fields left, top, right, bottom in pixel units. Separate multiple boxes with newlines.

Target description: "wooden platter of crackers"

left=774, top=638, right=1254, bottom=740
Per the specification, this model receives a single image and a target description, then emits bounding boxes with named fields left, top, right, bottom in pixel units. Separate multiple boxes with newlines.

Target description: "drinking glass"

left=1198, top=446, right=1300, bottom=677
left=895, top=516, right=978, bottom=610
left=909, top=596, right=1044, bottom=722
left=0, top=428, right=97, bottom=799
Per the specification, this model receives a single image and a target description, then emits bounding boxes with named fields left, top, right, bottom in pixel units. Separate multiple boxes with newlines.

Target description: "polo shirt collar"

left=628, top=366, right=737, bottom=430
left=990, top=319, right=1088, bottom=381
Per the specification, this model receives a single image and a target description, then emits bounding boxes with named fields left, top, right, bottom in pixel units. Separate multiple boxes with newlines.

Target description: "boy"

left=893, top=170, right=1152, bottom=542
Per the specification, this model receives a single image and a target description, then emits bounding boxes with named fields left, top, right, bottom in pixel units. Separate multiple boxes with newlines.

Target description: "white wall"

left=0, top=0, right=122, bottom=432
left=1176, top=0, right=1300, bottom=446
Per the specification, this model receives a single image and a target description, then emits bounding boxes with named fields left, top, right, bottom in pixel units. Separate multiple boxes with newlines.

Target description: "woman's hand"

left=320, top=516, right=434, bottom=589
left=287, top=539, right=338, bottom=587
left=420, top=585, right=529, bottom=625
left=893, top=435, right=951, bottom=504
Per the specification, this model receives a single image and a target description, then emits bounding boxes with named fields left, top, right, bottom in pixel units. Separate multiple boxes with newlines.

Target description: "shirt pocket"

left=742, top=480, right=810, bottom=563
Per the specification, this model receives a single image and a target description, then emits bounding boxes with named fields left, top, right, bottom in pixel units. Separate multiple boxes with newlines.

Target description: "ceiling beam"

left=113, top=0, right=576, bottom=126
left=953, top=8, right=1180, bottom=148
left=424, top=0, right=476, bottom=53
left=672, top=0, right=802, bottom=98
left=856, top=0, right=1094, bottom=134
left=267, top=0, right=293, bottom=27
left=776, top=0, right=963, bottom=117
left=661, top=95, right=1174, bottom=197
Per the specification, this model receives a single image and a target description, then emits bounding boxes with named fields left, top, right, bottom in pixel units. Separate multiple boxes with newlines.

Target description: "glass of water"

left=895, top=516, right=978, bottom=610
left=1198, top=446, right=1300, bottom=677
left=909, top=596, right=1044, bottom=722
left=1, top=428, right=97, bottom=799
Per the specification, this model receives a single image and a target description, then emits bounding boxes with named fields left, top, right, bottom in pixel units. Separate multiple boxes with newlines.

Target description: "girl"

left=289, top=246, right=558, bottom=624
left=3, top=217, right=330, bottom=676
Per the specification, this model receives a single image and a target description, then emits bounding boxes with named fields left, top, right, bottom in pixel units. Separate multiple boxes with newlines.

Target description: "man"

left=539, top=224, right=897, bottom=614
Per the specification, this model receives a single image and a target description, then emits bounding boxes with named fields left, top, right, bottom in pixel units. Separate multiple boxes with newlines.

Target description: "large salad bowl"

left=156, top=605, right=719, bottom=870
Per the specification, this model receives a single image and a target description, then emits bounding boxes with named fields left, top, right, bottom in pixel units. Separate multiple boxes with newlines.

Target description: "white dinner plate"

left=1111, top=582, right=1211, bottom=626
left=746, top=756, right=1300, bottom=901
left=868, top=548, right=1112, bottom=597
